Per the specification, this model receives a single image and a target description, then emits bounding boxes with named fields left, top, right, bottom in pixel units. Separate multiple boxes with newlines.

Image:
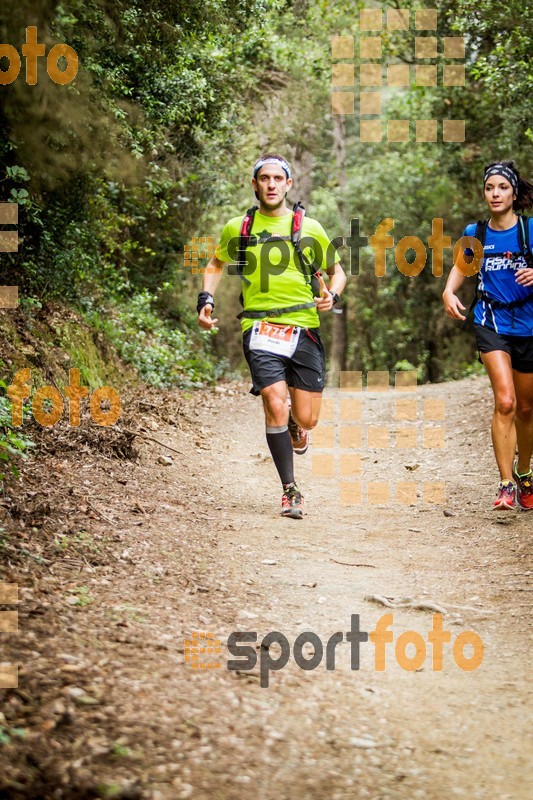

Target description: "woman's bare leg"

left=480, top=350, right=516, bottom=481
left=513, top=369, right=533, bottom=474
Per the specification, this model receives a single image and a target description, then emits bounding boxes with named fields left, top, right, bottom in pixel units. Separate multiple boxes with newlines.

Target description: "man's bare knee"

left=262, top=391, right=289, bottom=426
left=291, top=410, right=318, bottom=429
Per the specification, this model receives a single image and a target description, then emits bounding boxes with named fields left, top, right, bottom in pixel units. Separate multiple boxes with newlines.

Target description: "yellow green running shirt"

left=214, top=209, right=341, bottom=333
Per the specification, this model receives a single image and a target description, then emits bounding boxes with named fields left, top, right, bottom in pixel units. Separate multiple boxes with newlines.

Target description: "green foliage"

left=110, top=742, right=135, bottom=758
left=89, top=289, right=225, bottom=388
left=0, top=0, right=280, bottom=389
left=0, top=727, right=28, bottom=746
left=95, top=782, right=127, bottom=798
left=0, top=382, right=35, bottom=481
left=68, top=586, right=93, bottom=607
left=297, top=0, right=532, bottom=381
left=0, top=0, right=530, bottom=389
left=54, top=531, right=103, bottom=554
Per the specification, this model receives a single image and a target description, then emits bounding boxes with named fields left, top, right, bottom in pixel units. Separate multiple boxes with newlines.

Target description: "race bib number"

left=249, top=322, right=301, bottom=357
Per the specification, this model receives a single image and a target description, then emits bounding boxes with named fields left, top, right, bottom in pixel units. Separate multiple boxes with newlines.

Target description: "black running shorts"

left=242, top=326, right=326, bottom=396
left=474, top=324, right=533, bottom=373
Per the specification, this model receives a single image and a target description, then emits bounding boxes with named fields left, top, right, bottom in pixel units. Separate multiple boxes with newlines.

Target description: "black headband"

left=484, top=164, right=518, bottom=193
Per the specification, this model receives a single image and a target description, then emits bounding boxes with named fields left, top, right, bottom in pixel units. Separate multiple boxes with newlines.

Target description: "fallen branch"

left=365, top=595, right=448, bottom=614
left=330, top=559, right=376, bottom=568
left=114, top=427, right=184, bottom=456
left=86, top=500, right=118, bottom=527
left=440, top=602, right=494, bottom=613
left=365, top=595, right=494, bottom=616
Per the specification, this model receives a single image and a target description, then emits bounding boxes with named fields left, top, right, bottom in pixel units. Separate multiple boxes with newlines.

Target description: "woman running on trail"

left=443, top=161, right=533, bottom=511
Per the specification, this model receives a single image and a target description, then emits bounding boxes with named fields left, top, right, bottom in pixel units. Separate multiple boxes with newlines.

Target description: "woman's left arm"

left=515, top=267, right=533, bottom=287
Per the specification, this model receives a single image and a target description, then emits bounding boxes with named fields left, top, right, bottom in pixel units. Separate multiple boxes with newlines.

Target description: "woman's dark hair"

left=484, top=160, right=533, bottom=211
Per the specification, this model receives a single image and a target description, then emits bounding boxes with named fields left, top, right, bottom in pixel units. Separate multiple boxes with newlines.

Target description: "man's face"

left=252, top=165, right=292, bottom=210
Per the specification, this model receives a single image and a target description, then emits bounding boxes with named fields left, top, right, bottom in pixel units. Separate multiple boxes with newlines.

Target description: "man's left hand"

left=314, top=289, right=335, bottom=312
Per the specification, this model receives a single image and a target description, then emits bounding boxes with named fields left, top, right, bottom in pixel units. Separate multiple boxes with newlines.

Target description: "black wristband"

left=329, top=291, right=340, bottom=305
left=197, top=292, right=215, bottom=314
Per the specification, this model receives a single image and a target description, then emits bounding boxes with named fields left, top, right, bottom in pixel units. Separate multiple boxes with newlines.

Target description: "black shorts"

left=242, top=326, right=326, bottom=396
left=474, top=324, right=533, bottom=373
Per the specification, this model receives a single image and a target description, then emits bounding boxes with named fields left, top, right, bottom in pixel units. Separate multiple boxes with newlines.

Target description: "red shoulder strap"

left=240, top=205, right=258, bottom=239
left=291, top=201, right=305, bottom=244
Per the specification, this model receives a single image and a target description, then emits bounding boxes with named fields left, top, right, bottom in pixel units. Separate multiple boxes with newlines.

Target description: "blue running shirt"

left=462, top=218, right=533, bottom=336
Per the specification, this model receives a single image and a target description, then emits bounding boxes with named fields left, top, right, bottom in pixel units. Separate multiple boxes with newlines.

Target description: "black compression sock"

left=266, top=425, right=295, bottom=486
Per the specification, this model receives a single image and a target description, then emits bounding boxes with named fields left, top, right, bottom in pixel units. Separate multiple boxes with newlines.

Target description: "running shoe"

left=493, top=480, right=516, bottom=511
left=512, top=462, right=533, bottom=510
left=288, top=413, right=309, bottom=455
left=281, top=482, right=304, bottom=519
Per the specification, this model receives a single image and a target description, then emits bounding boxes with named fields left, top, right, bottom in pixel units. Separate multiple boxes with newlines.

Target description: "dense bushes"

left=0, top=0, right=531, bottom=394
left=0, top=0, right=271, bottom=400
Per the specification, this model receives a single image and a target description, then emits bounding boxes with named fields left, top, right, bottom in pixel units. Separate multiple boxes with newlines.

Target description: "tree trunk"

left=291, top=146, right=313, bottom=207
left=329, top=114, right=348, bottom=386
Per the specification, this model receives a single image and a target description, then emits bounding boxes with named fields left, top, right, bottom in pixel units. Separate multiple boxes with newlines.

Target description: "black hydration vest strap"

left=518, top=214, right=533, bottom=267
left=236, top=301, right=318, bottom=320
left=237, top=205, right=258, bottom=287
left=473, top=216, right=532, bottom=257
left=463, top=220, right=487, bottom=326
left=291, top=201, right=321, bottom=298
left=472, top=216, right=531, bottom=262
left=477, top=289, right=533, bottom=311
left=464, top=216, right=533, bottom=327
left=235, top=200, right=322, bottom=319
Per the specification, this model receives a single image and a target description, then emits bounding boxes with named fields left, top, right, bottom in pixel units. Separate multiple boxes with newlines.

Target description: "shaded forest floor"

left=0, top=373, right=531, bottom=799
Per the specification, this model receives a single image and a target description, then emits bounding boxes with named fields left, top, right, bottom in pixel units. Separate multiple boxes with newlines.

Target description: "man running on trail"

left=197, top=154, right=346, bottom=518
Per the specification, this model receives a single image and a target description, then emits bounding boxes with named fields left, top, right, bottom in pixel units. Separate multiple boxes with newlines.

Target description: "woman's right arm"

left=442, top=265, right=468, bottom=320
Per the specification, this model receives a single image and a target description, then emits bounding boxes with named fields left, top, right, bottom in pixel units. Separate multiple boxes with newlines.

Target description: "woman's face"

left=484, top=175, right=515, bottom=214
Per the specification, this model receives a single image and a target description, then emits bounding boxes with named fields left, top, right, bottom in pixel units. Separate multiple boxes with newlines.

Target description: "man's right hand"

left=198, top=304, right=219, bottom=330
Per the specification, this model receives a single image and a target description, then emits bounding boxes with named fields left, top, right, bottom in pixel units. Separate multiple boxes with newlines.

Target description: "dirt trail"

left=1, top=374, right=531, bottom=799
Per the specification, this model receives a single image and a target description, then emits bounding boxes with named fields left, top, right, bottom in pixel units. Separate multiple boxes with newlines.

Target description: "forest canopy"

left=1, top=0, right=531, bottom=386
